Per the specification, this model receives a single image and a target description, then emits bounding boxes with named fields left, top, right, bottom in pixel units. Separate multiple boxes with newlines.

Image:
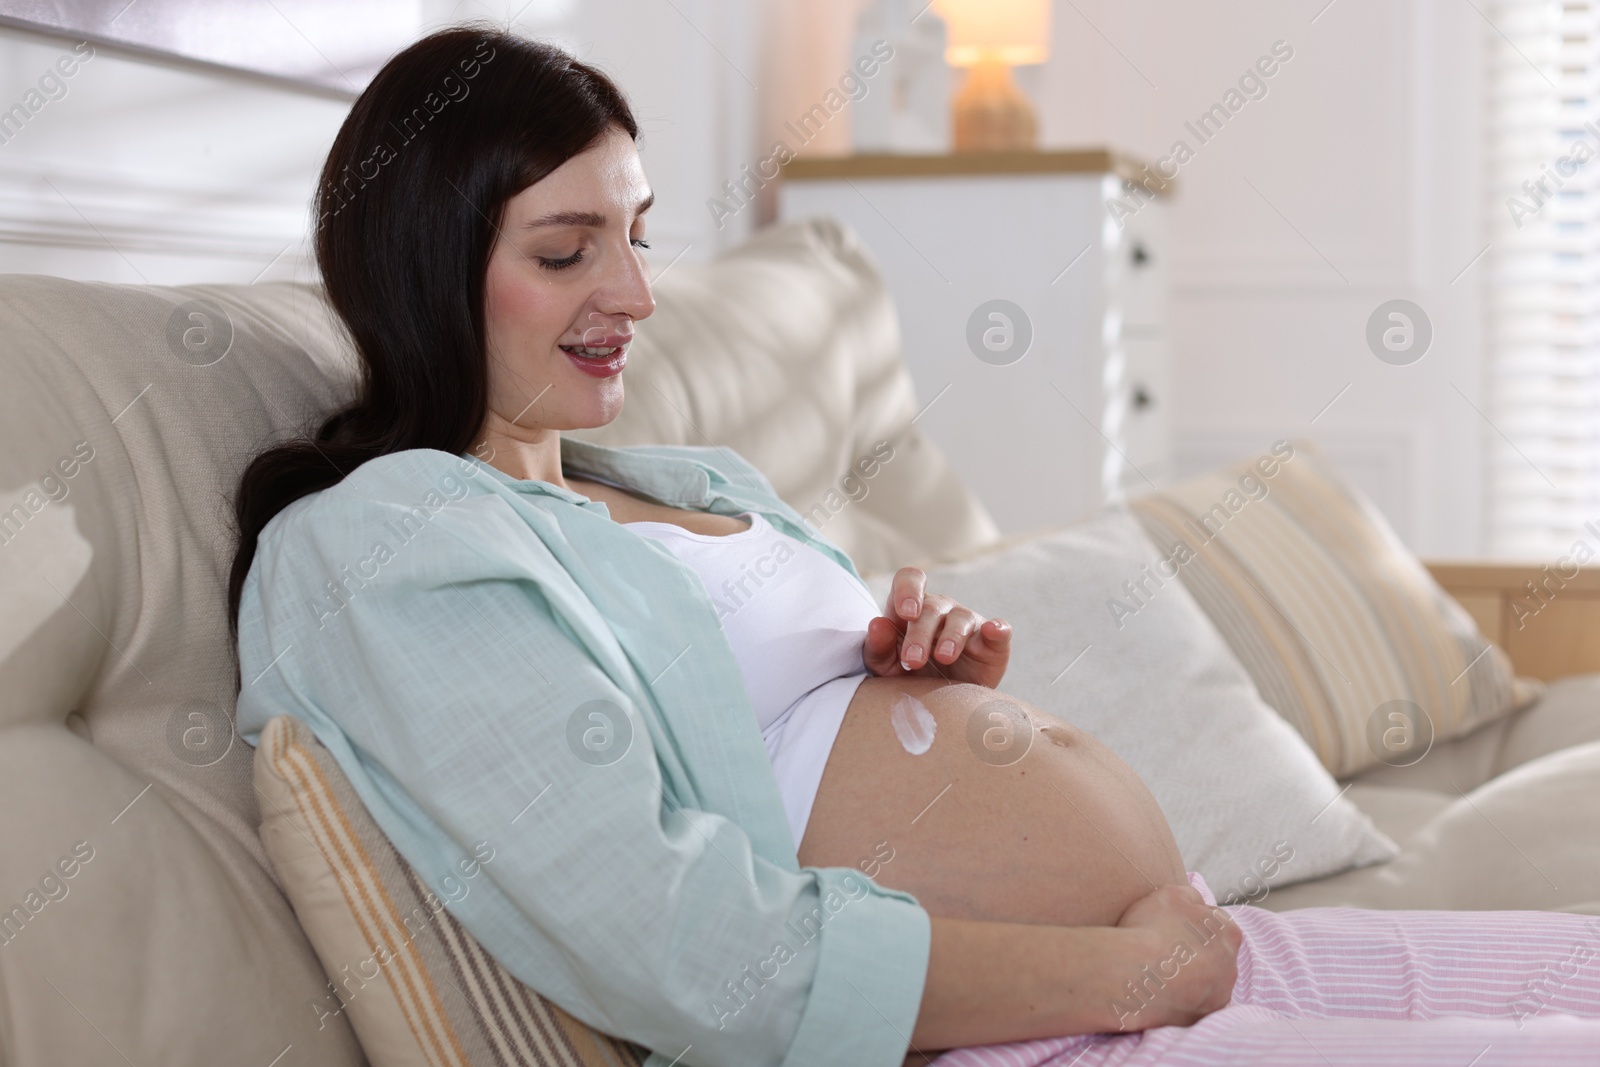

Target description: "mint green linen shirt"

left=234, top=436, right=931, bottom=1067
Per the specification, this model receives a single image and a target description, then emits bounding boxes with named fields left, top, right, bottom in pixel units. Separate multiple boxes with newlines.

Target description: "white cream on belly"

left=889, top=692, right=937, bottom=755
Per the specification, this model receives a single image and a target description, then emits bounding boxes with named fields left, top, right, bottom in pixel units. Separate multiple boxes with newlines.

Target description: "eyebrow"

left=522, top=191, right=654, bottom=230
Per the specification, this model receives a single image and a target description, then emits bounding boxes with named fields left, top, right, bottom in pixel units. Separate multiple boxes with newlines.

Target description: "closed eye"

left=538, top=237, right=650, bottom=272
left=539, top=250, right=584, bottom=271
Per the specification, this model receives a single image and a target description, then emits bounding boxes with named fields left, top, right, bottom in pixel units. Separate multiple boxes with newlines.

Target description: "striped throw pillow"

left=1128, top=439, right=1542, bottom=778
left=253, top=714, right=650, bottom=1067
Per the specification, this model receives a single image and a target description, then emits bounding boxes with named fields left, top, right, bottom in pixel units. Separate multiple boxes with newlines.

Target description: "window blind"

left=1487, top=0, right=1600, bottom=558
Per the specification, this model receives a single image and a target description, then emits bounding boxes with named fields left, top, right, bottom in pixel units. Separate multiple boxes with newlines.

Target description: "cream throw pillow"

left=1128, top=439, right=1541, bottom=778
left=254, top=713, right=651, bottom=1067
left=864, top=509, right=1399, bottom=902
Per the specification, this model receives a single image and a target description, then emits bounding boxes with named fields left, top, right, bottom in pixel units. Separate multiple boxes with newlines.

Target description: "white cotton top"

left=624, top=510, right=877, bottom=734
left=624, top=510, right=880, bottom=848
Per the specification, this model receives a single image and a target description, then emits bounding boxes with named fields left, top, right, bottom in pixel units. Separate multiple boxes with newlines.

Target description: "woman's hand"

left=863, top=566, right=1011, bottom=688
left=1110, top=884, right=1241, bottom=1031
left=911, top=903, right=1234, bottom=1054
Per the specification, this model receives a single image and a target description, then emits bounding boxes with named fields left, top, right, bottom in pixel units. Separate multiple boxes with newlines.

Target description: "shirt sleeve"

left=240, top=487, right=930, bottom=1067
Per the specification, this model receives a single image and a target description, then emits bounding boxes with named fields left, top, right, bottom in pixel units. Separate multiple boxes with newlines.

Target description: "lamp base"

left=951, top=59, right=1038, bottom=152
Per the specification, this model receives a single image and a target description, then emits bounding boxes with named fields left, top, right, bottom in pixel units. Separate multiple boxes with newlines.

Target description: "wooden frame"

left=1427, top=561, right=1600, bottom=680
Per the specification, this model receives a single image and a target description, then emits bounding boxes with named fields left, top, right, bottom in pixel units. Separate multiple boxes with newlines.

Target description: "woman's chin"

left=559, top=384, right=625, bottom=431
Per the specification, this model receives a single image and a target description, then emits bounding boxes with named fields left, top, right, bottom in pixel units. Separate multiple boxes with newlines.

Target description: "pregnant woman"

left=233, top=25, right=1600, bottom=1067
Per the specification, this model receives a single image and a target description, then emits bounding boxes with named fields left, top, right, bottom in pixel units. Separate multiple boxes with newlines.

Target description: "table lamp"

left=933, top=0, right=1049, bottom=152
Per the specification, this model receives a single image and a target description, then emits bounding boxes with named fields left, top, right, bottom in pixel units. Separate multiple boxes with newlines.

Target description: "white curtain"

left=1487, top=0, right=1600, bottom=557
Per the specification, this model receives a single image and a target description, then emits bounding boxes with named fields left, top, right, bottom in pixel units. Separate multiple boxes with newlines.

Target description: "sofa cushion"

left=1345, top=714, right=1514, bottom=794
left=254, top=714, right=648, bottom=1067
left=0, top=274, right=368, bottom=1065
left=1496, top=672, right=1600, bottom=776
left=861, top=508, right=1399, bottom=904
left=1259, top=740, right=1600, bottom=913
left=0, top=722, right=367, bottom=1066
left=1346, top=671, right=1600, bottom=795
left=1129, top=438, right=1540, bottom=778
left=1342, top=782, right=1455, bottom=844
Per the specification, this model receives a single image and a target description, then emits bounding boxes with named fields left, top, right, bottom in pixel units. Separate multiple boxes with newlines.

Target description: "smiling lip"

left=561, top=340, right=629, bottom=378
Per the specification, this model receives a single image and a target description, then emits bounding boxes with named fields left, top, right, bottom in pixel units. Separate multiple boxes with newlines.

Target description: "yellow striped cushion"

left=253, top=714, right=649, bottom=1067
left=1128, top=439, right=1541, bottom=778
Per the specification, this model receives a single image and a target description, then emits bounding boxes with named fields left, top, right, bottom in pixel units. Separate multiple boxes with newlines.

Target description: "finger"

left=863, top=616, right=906, bottom=674
left=886, top=567, right=927, bottom=623
left=872, top=617, right=913, bottom=673
left=926, top=604, right=1003, bottom=667
left=965, top=618, right=1012, bottom=668
left=899, top=596, right=951, bottom=670
left=863, top=614, right=893, bottom=650
left=930, top=608, right=982, bottom=664
left=953, top=617, right=1004, bottom=659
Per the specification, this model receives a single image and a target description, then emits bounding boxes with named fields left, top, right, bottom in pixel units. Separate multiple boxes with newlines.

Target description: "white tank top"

left=624, top=511, right=880, bottom=734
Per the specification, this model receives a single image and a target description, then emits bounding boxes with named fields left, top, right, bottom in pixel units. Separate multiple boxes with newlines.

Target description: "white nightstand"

left=777, top=151, right=1171, bottom=537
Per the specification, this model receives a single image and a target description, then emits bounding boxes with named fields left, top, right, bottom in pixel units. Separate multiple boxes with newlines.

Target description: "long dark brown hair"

left=228, top=23, right=638, bottom=633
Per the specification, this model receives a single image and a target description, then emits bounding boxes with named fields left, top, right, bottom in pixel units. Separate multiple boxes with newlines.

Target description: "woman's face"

left=481, top=125, right=655, bottom=439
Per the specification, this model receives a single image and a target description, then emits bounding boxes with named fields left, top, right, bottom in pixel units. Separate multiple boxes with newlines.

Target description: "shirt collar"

left=460, top=436, right=715, bottom=508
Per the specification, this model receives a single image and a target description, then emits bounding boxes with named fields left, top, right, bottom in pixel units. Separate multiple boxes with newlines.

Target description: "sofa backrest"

left=0, top=274, right=370, bottom=1064
left=0, top=216, right=996, bottom=1064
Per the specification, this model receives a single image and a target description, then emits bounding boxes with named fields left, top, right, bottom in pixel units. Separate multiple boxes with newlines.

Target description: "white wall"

left=1031, top=0, right=1488, bottom=557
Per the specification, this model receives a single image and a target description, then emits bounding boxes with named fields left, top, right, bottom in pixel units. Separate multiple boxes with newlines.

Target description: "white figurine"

left=851, top=0, right=950, bottom=153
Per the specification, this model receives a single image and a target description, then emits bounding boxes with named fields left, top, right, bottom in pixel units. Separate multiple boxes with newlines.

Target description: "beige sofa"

left=2, top=216, right=1598, bottom=1066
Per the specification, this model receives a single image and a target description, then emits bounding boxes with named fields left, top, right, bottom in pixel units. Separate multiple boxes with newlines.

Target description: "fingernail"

left=900, top=597, right=918, bottom=617
left=904, top=643, right=922, bottom=665
left=937, top=640, right=955, bottom=659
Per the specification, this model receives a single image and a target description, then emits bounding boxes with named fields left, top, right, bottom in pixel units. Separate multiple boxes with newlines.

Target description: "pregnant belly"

left=799, top=677, right=1189, bottom=929
left=972, top=720, right=1190, bottom=927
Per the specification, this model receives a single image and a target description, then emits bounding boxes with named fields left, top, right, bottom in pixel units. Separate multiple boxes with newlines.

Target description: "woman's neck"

left=472, top=420, right=567, bottom=487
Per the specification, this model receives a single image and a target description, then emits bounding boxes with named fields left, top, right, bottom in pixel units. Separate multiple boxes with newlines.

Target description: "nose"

left=593, top=236, right=656, bottom=326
